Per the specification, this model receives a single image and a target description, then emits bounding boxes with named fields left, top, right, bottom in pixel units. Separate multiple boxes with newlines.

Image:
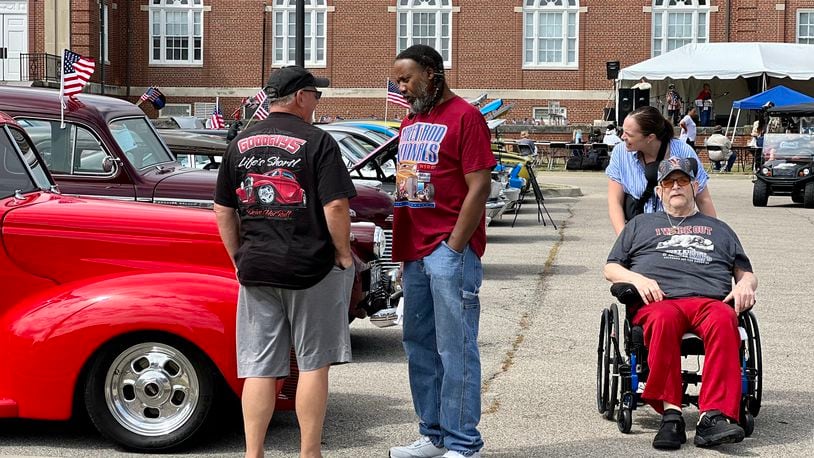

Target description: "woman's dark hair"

left=627, top=106, right=674, bottom=144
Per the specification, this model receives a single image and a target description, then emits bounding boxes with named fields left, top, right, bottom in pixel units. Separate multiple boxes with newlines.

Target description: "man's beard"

left=408, top=78, right=436, bottom=115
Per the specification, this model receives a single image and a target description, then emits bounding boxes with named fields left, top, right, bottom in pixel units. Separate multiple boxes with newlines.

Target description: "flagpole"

left=384, top=79, right=389, bottom=122
left=59, top=49, right=66, bottom=129
left=135, top=86, right=147, bottom=107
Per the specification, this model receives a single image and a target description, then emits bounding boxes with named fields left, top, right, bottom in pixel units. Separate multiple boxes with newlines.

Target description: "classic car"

left=0, top=112, right=386, bottom=451
left=237, top=168, right=307, bottom=206
left=0, top=87, right=398, bottom=322
left=156, top=129, right=226, bottom=170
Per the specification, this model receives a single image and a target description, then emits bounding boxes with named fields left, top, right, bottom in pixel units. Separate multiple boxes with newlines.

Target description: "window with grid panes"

left=798, top=10, right=814, bottom=44
left=149, top=0, right=204, bottom=65
left=522, top=0, right=579, bottom=69
left=396, top=0, right=452, bottom=68
left=272, top=0, right=327, bottom=66
left=652, top=0, right=709, bottom=57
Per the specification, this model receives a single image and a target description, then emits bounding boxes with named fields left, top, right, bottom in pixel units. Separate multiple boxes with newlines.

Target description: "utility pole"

left=295, top=0, right=304, bottom=67
left=99, top=0, right=106, bottom=94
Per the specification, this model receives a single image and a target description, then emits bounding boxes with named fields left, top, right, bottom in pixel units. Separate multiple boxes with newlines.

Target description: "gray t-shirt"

left=607, top=212, right=753, bottom=300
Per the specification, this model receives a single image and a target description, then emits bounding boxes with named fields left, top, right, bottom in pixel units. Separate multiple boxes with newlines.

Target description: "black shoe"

left=694, top=410, right=745, bottom=448
left=653, top=409, right=687, bottom=450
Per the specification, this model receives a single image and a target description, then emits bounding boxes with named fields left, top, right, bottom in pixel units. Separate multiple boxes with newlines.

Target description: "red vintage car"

left=0, top=113, right=382, bottom=451
left=237, top=168, right=307, bottom=206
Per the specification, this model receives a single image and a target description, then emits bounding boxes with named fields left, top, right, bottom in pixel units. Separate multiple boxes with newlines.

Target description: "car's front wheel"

left=257, top=184, right=276, bottom=204
left=84, top=337, right=216, bottom=451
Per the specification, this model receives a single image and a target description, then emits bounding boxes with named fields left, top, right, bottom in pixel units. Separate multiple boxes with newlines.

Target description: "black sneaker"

left=653, top=409, right=687, bottom=450
left=694, top=410, right=745, bottom=448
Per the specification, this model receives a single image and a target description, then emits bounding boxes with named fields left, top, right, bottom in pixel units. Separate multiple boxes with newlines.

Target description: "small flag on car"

left=137, top=86, right=166, bottom=110
left=209, top=104, right=225, bottom=130
left=253, top=89, right=269, bottom=120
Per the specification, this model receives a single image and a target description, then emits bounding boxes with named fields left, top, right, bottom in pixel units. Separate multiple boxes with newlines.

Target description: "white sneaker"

left=389, top=436, right=447, bottom=458
left=442, top=451, right=481, bottom=458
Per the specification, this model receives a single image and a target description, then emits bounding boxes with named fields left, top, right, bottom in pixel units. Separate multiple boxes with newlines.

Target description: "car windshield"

left=109, top=117, right=174, bottom=169
left=0, top=126, right=52, bottom=199
left=762, top=133, right=814, bottom=160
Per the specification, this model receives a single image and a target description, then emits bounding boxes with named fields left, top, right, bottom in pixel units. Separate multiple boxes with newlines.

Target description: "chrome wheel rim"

left=104, top=342, right=200, bottom=437
left=258, top=185, right=275, bottom=204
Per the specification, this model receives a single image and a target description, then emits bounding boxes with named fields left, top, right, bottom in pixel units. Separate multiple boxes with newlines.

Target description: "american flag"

left=209, top=105, right=225, bottom=129
left=387, top=80, right=411, bottom=108
left=61, top=49, right=95, bottom=98
left=253, top=89, right=269, bottom=120
left=232, top=97, right=248, bottom=121
left=140, top=86, right=162, bottom=103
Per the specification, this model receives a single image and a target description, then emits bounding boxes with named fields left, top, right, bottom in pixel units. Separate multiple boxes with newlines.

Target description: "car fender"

left=2, top=272, right=239, bottom=420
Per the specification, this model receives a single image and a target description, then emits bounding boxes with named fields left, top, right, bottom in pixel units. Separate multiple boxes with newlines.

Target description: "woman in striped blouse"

left=606, top=106, right=717, bottom=235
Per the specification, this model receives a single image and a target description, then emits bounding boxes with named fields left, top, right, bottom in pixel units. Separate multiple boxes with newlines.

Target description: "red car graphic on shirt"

left=237, top=168, right=306, bottom=206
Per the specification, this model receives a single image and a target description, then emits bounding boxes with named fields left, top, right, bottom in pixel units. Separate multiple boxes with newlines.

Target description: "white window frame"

left=271, top=0, right=328, bottom=67
left=396, top=0, right=453, bottom=69
left=533, top=104, right=567, bottom=125
left=193, top=102, right=217, bottom=119
left=651, top=0, right=709, bottom=58
left=158, top=103, right=192, bottom=118
left=149, top=0, right=204, bottom=66
left=522, top=0, right=579, bottom=70
left=797, top=9, right=814, bottom=44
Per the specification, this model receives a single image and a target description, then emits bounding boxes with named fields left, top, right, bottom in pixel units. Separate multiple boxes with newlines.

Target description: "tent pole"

left=732, top=109, right=741, bottom=142
left=725, top=107, right=734, bottom=136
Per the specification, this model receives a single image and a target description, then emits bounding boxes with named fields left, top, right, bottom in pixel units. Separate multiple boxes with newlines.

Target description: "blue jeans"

left=402, top=241, right=483, bottom=455
left=713, top=152, right=737, bottom=172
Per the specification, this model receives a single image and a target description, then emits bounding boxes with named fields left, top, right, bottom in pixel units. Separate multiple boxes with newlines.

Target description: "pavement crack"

left=482, top=201, right=574, bottom=415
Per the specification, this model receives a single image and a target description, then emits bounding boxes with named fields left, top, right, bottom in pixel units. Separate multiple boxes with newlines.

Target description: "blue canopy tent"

left=727, top=86, right=814, bottom=139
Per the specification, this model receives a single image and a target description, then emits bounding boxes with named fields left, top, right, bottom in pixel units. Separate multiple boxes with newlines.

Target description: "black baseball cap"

left=265, top=66, right=330, bottom=99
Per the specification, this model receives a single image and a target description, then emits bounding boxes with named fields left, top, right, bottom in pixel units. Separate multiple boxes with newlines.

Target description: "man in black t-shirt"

left=604, top=157, right=758, bottom=451
left=214, top=66, right=356, bottom=458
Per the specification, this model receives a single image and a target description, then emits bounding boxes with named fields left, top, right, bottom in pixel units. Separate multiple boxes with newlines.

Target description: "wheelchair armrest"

left=610, top=282, right=645, bottom=316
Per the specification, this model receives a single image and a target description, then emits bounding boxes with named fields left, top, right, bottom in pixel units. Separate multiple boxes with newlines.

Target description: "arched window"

left=149, top=0, right=205, bottom=65
left=652, top=0, right=709, bottom=57
left=272, top=0, right=328, bottom=66
left=522, top=0, right=579, bottom=68
left=396, top=0, right=453, bottom=68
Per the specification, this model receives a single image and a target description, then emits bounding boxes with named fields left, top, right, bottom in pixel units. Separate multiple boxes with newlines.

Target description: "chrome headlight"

left=761, top=167, right=770, bottom=176
left=373, top=225, right=386, bottom=259
left=801, top=168, right=811, bottom=176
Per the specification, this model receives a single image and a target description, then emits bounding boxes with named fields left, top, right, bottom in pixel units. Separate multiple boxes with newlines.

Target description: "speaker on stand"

left=617, top=88, right=635, bottom=125
left=606, top=61, right=620, bottom=123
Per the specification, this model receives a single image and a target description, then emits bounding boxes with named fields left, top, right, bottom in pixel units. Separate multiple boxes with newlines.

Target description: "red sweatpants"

left=633, top=297, right=742, bottom=420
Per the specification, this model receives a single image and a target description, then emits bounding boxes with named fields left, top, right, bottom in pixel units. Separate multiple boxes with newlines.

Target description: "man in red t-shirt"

left=388, top=45, right=495, bottom=458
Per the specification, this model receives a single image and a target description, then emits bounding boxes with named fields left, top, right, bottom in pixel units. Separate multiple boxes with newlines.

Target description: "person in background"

left=603, top=123, right=623, bottom=147
left=632, top=76, right=653, bottom=91
left=695, top=83, right=713, bottom=127
left=705, top=125, right=735, bottom=173
left=517, top=130, right=538, bottom=157
left=666, top=84, right=683, bottom=126
left=679, top=107, right=698, bottom=150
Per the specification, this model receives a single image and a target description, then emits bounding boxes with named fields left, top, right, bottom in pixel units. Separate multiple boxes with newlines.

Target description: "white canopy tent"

left=617, top=43, right=814, bottom=130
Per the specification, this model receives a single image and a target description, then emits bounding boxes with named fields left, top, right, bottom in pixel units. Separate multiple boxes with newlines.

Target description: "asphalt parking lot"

left=1, top=171, right=813, bottom=457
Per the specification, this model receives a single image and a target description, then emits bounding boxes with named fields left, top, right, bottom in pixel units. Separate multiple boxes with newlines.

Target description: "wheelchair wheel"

left=605, top=304, right=620, bottom=420
left=740, top=410, right=755, bottom=437
left=596, top=309, right=610, bottom=414
left=743, top=311, right=762, bottom=416
left=617, top=406, right=633, bottom=434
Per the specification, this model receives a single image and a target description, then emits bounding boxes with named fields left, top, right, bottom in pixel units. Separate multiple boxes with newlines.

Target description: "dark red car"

left=237, top=168, right=306, bottom=206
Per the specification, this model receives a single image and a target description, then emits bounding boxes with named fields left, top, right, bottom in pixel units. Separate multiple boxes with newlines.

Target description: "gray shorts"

left=236, top=265, right=354, bottom=378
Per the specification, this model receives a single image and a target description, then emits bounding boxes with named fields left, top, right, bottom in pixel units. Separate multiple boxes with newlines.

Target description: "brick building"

left=3, top=0, right=814, bottom=123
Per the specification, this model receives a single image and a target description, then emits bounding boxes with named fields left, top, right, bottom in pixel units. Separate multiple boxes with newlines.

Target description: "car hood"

left=352, top=183, right=394, bottom=229
left=2, top=192, right=232, bottom=284
left=150, top=167, right=219, bottom=207
left=350, top=135, right=399, bottom=173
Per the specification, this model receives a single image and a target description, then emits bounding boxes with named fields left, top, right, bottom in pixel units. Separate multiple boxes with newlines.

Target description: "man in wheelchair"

left=603, top=157, right=757, bottom=450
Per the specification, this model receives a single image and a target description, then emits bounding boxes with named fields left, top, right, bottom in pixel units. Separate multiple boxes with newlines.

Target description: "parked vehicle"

left=0, top=87, right=398, bottom=321
left=156, top=129, right=226, bottom=170
left=0, top=112, right=388, bottom=450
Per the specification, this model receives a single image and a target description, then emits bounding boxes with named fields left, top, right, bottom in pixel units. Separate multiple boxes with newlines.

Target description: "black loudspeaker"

left=634, top=88, right=650, bottom=108
left=606, top=61, right=620, bottom=80
left=618, top=88, right=634, bottom=123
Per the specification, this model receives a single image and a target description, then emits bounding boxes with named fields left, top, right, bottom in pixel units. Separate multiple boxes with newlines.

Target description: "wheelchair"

left=596, top=283, right=762, bottom=436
